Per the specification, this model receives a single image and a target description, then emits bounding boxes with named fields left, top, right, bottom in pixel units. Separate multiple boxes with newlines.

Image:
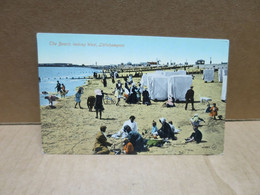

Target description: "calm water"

left=38, top=67, right=100, bottom=105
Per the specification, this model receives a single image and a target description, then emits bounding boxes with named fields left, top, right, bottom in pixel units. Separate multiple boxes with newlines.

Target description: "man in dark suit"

left=185, top=86, right=195, bottom=111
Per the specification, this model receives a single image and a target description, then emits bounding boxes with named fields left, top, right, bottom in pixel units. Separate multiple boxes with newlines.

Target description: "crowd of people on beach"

left=43, top=70, right=221, bottom=155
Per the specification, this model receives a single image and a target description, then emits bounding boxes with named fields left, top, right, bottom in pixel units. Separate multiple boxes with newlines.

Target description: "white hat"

left=159, top=118, right=166, bottom=123
left=94, top=89, right=102, bottom=95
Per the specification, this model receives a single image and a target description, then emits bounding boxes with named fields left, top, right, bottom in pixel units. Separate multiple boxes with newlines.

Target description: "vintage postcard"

left=37, top=33, right=229, bottom=155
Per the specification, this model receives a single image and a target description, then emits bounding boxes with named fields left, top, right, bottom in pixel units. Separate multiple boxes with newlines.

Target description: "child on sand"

left=185, top=125, right=202, bottom=144
left=151, top=120, right=158, bottom=138
left=123, top=138, right=135, bottom=154
left=209, top=103, right=219, bottom=120
left=74, top=87, right=83, bottom=109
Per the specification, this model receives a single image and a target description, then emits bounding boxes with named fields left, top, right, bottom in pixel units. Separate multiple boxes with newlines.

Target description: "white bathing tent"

left=140, top=71, right=192, bottom=101
left=168, top=75, right=193, bottom=101
left=221, top=75, right=228, bottom=101
left=140, top=70, right=186, bottom=86
left=147, top=74, right=169, bottom=100
left=218, top=68, right=228, bottom=83
left=203, top=69, right=215, bottom=82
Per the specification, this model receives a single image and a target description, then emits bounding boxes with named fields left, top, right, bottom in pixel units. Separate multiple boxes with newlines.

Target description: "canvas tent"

left=147, top=75, right=169, bottom=100
left=221, top=75, right=228, bottom=101
left=218, top=68, right=228, bottom=83
left=140, top=70, right=186, bottom=86
left=203, top=69, right=214, bottom=82
left=168, top=75, right=193, bottom=101
left=140, top=71, right=192, bottom=101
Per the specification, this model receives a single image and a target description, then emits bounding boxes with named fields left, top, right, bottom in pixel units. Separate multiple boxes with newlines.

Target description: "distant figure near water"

left=55, top=81, right=61, bottom=93
left=74, top=87, right=83, bottom=109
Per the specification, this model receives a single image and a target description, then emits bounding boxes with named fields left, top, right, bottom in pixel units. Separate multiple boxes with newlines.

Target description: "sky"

left=37, top=33, right=229, bottom=65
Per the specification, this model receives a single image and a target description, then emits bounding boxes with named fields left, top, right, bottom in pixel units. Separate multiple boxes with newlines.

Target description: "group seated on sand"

left=92, top=113, right=216, bottom=155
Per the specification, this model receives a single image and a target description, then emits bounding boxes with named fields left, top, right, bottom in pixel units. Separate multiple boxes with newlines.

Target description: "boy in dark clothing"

left=185, top=126, right=202, bottom=143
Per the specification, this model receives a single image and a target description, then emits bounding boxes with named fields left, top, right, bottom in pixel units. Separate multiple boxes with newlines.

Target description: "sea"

left=38, top=67, right=101, bottom=106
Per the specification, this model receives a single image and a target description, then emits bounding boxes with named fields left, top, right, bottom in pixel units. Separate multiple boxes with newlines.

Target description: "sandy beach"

left=41, top=68, right=225, bottom=155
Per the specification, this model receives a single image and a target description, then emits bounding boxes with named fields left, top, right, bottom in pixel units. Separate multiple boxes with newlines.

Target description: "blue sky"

left=37, top=33, right=229, bottom=65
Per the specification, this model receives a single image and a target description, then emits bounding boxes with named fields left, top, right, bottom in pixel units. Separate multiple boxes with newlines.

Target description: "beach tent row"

left=140, top=70, right=192, bottom=101
left=218, top=68, right=228, bottom=83
left=203, top=69, right=215, bottom=82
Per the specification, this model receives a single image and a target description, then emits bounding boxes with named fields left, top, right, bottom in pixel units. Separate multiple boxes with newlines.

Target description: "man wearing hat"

left=185, top=86, right=195, bottom=111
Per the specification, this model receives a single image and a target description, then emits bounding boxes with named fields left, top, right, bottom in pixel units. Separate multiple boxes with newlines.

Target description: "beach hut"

left=163, top=70, right=186, bottom=77
left=218, top=68, right=228, bottom=83
left=221, top=75, right=228, bottom=101
left=140, top=70, right=187, bottom=86
left=203, top=69, right=214, bottom=82
left=168, top=75, right=193, bottom=101
left=147, top=74, right=169, bottom=100
left=218, top=68, right=223, bottom=82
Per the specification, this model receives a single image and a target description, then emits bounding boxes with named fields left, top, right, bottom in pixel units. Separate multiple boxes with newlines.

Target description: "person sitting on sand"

left=45, top=95, right=59, bottom=107
left=151, top=120, right=158, bottom=138
left=158, top=118, right=176, bottom=140
left=94, top=89, right=104, bottom=119
left=185, top=125, right=202, bottom=144
left=209, top=103, right=218, bottom=120
left=111, top=115, right=138, bottom=139
left=165, top=96, right=175, bottom=107
left=125, top=125, right=147, bottom=152
left=205, top=102, right=211, bottom=113
left=168, top=121, right=181, bottom=134
left=123, top=138, right=135, bottom=154
left=74, top=87, right=83, bottom=109
left=142, top=88, right=151, bottom=105
left=190, top=114, right=205, bottom=127
left=93, top=126, right=113, bottom=154
left=126, top=83, right=138, bottom=104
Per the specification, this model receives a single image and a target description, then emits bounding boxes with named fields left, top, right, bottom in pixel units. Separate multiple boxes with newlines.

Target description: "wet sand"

left=41, top=69, right=225, bottom=155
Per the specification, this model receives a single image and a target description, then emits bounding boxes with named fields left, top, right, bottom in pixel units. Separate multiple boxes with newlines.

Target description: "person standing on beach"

left=94, top=89, right=104, bottom=119
left=74, top=87, right=83, bottom=109
left=55, top=81, right=61, bottom=93
left=61, top=84, right=66, bottom=93
left=110, top=71, right=115, bottom=84
left=185, top=86, right=195, bottom=111
left=102, top=74, right=107, bottom=87
left=115, top=80, right=122, bottom=106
